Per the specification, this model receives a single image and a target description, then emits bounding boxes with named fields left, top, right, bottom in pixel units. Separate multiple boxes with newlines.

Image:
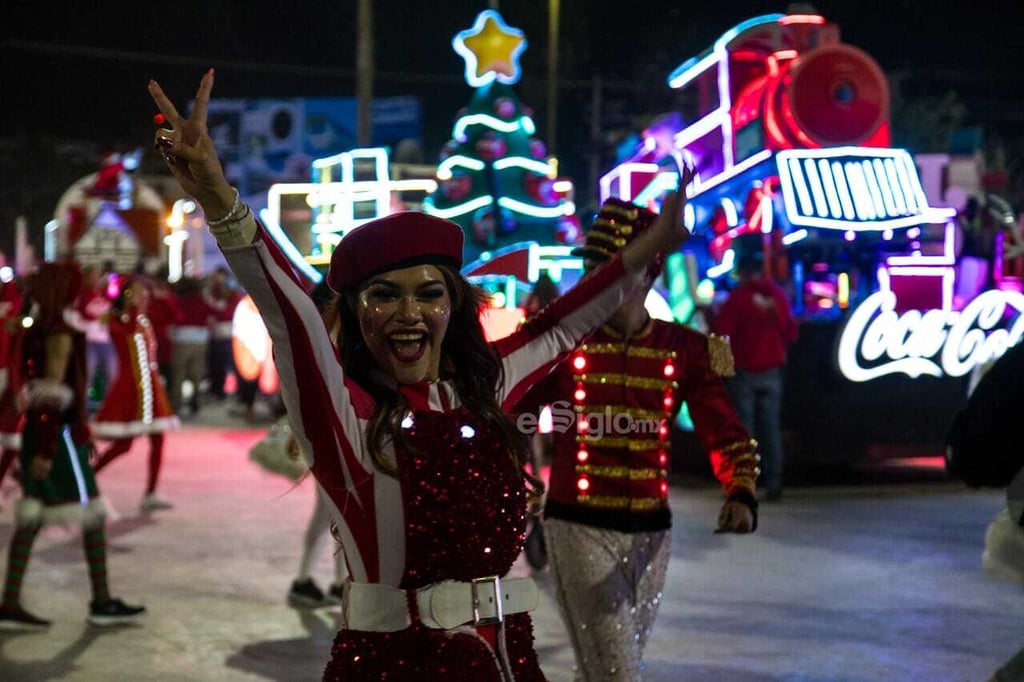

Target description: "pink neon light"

left=763, top=88, right=791, bottom=149
left=779, top=14, right=826, bottom=25
left=772, top=49, right=799, bottom=60
left=718, top=55, right=735, bottom=168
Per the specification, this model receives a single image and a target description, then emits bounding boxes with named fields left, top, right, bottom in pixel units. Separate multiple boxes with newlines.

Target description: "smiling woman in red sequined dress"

left=148, top=71, right=693, bottom=681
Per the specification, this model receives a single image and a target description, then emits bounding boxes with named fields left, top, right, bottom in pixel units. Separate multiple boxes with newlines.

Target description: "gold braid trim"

left=586, top=231, right=628, bottom=248
left=573, top=404, right=667, bottom=421
left=719, top=438, right=759, bottom=454
left=726, top=477, right=759, bottom=497
left=591, top=218, right=634, bottom=235
left=575, top=464, right=665, bottom=480
left=580, top=343, right=678, bottom=360
left=576, top=436, right=665, bottom=450
left=600, top=204, right=639, bottom=221
left=574, top=373, right=678, bottom=391
left=577, top=495, right=666, bottom=511
left=708, top=333, right=736, bottom=377
left=581, top=244, right=618, bottom=259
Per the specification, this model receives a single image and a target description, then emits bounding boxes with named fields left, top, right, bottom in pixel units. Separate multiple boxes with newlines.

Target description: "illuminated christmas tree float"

left=424, top=10, right=577, bottom=259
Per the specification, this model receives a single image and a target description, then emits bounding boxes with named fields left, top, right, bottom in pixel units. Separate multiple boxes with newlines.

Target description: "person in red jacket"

left=146, top=276, right=184, bottom=390
left=73, top=266, right=116, bottom=412
left=711, top=251, right=798, bottom=501
left=168, top=278, right=216, bottom=416
left=204, top=267, right=242, bottom=401
left=514, top=198, right=759, bottom=681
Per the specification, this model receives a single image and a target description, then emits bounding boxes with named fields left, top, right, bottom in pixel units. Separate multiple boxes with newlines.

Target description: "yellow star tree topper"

left=453, top=10, right=528, bottom=87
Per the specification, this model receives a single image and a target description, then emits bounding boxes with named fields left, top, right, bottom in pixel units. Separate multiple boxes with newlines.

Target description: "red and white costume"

left=214, top=209, right=643, bottom=681
left=0, top=281, right=24, bottom=451
left=91, top=312, right=179, bottom=439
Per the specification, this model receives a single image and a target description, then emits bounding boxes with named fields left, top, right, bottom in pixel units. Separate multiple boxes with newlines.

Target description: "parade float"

left=50, top=149, right=167, bottom=273
left=598, top=11, right=1023, bottom=465
left=245, top=9, right=1022, bottom=467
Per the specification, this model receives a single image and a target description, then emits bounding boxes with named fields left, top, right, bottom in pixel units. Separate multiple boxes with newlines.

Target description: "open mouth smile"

left=387, top=331, right=428, bottom=363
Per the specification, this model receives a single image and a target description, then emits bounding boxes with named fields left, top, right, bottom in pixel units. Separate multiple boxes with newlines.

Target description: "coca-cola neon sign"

left=837, top=289, right=1024, bottom=382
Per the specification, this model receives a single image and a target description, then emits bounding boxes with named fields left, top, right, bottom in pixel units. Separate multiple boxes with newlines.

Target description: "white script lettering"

left=837, top=290, right=1024, bottom=382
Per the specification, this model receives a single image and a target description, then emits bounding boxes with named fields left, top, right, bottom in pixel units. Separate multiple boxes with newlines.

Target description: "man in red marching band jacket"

left=514, top=198, right=759, bottom=681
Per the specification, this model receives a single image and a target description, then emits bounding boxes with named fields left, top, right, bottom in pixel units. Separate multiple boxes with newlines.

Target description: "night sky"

left=5, top=0, right=1023, bottom=140
left=2, top=0, right=1023, bottom=243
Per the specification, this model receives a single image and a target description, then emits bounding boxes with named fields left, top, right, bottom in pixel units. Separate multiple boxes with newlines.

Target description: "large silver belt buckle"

left=471, top=575, right=503, bottom=625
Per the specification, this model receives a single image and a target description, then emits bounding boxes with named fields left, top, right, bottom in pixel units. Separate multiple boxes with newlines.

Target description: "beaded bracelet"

left=206, top=189, right=244, bottom=227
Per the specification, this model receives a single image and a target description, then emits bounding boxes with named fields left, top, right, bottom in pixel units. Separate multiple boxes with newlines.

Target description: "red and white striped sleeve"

left=494, top=255, right=643, bottom=411
left=213, top=214, right=375, bottom=489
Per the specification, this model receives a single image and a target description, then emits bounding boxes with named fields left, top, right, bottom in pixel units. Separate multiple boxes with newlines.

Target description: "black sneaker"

left=288, top=578, right=327, bottom=608
left=88, top=598, right=146, bottom=626
left=326, top=582, right=345, bottom=606
left=0, top=605, right=51, bottom=631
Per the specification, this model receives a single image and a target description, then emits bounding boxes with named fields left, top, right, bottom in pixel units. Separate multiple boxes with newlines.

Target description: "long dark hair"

left=325, top=265, right=539, bottom=497
left=110, top=275, right=151, bottom=316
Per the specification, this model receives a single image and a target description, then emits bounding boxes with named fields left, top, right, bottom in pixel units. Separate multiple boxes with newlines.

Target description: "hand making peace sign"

left=148, top=70, right=236, bottom=220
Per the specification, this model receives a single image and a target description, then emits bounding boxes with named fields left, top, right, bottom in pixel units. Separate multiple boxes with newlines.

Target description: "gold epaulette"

left=708, top=333, right=735, bottom=377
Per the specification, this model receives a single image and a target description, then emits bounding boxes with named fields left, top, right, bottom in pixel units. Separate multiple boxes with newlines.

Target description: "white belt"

left=171, top=326, right=210, bottom=343
left=212, top=321, right=234, bottom=338
left=342, top=576, right=539, bottom=632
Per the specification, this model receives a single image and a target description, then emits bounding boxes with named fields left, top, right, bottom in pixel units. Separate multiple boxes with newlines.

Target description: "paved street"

left=0, top=406, right=1021, bottom=681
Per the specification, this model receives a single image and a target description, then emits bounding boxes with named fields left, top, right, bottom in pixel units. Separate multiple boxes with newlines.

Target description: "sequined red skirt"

left=322, top=614, right=547, bottom=681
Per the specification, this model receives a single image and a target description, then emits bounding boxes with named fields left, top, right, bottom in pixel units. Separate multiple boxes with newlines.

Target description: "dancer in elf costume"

left=514, top=198, right=759, bottom=681
left=0, top=277, right=26, bottom=489
left=0, top=261, right=145, bottom=630
left=92, top=276, right=180, bottom=513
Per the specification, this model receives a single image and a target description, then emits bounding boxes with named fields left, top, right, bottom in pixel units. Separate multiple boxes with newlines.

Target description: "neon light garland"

left=493, top=156, right=555, bottom=176
left=423, top=195, right=494, bottom=219
left=437, top=155, right=487, bottom=178
left=498, top=196, right=575, bottom=218
left=452, top=114, right=537, bottom=142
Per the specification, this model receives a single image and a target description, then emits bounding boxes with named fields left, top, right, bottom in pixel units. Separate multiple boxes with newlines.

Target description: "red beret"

left=327, top=212, right=465, bottom=292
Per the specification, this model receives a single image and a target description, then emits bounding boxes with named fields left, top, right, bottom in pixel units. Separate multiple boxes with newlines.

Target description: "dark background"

left=3, top=0, right=1024, bottom=256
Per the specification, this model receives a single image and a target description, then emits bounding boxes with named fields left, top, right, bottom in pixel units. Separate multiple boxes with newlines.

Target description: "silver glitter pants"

left=545, top=518, right=671, bottom=682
